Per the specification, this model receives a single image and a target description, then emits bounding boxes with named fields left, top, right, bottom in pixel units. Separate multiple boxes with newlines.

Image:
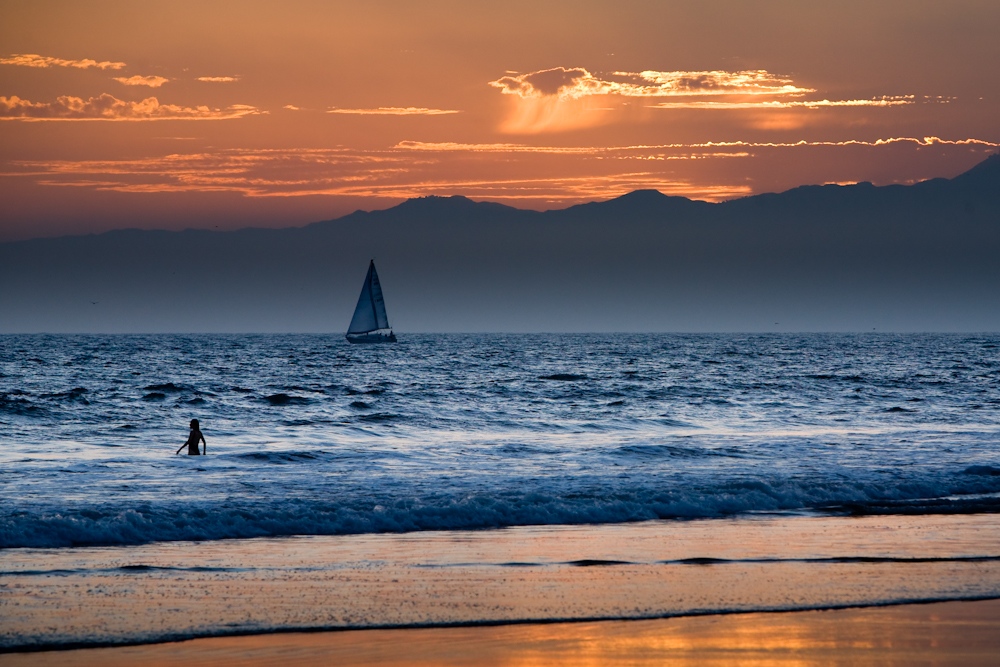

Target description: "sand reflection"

left=8, top=600, right=1000, bottom=666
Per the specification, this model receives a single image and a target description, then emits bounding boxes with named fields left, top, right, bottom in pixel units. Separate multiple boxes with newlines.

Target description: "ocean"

left=3, top=333, right=1000, bottom=649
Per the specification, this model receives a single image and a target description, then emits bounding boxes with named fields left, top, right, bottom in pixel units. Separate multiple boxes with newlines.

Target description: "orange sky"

left=1, top=0, right=998, bottom=240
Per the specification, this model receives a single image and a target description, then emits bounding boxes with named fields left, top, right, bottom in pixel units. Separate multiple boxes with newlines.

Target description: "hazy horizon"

left=3, top=156, right=998, bottom=334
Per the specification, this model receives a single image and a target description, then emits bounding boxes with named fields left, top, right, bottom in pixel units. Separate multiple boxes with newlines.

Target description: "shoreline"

left=3, top=595, right=1000, bottom=655
left=7, top=599, right=1000, bottom=666
left=5, top=515, right=1000, bottom=651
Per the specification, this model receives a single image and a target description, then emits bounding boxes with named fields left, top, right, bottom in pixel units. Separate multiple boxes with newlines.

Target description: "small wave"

left=0, top=564, right=244, bottom=577
left=6, top=473, right=1000, bottom=549
left=41, top=387, right=89, bottom=403
left=615, top=444, right=736, bottom=459
left=282, top=418, right=328, bottom=427
left=540, top=374, right=587, bottom=381
left=142, top=392, right=166, bottom=401
left=808, top=374, right=866, bottom=383
left=262, top=393, right=311, bottom=406
left=0, top=394, right=44, bottom=416
left=656, top=417, right=695, bottom=428
left=350, top=401, right=372, bottom=409
left=144, top=383, right=190, bottom=393
left=357, top=413, right=400, bottom=423
left=664, top=555, right=1000, bottom=565
left=824, top=496, right=1000, bottom=516
left=233, top=451, right=320, bottom=463
left=567, top=559, right=633, bottom=567
left=495, top=443, right=559, bottom=456
left=280, top=385, right=327, bottom=394
left=964, top=465, right=1000, bottom=477
left=116, top=564, right=238, bottom=573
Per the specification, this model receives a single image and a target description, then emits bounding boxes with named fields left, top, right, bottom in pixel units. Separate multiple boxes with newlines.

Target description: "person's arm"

left=201, top=434, right=207, bottom=455
left=176, top=443, right=185, bottom=454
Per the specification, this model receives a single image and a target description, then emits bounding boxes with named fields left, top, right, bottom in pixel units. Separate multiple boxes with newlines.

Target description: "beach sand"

left=5, top=515, right=1000, bottom=659
left=5, top=599, right=999, bottom=666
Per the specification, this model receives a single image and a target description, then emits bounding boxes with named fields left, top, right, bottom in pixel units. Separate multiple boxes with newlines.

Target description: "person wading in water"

left=176, top=419, right=206, bottom=455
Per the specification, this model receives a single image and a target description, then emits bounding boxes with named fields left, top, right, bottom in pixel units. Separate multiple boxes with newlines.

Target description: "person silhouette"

left=176, top=418, right=206, bottom=455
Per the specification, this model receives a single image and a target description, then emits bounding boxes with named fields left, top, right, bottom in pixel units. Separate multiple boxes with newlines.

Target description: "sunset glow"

left=1, top=1, right=998, bottom=240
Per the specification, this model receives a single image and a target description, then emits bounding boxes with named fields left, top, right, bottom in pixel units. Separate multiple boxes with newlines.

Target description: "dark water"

left=2, top=333, right=1000, bottom=549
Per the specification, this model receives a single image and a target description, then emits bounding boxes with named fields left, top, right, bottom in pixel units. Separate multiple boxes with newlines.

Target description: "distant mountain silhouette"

left=2, top=154, right=998, bottom=332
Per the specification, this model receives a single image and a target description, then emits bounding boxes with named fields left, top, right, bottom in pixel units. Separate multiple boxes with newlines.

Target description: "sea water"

left=2, top=334, right=1000, bottom=648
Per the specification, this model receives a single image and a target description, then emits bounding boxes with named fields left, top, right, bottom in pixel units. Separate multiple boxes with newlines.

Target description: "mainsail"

left=347, top=260, right=392, bottom=337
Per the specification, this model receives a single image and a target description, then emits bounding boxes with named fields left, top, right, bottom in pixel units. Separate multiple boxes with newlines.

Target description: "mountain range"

left=2, top=154, right=998, bottom=332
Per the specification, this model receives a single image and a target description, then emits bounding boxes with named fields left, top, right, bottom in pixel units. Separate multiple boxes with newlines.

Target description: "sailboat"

left=346, top=260, right=397, bottom=343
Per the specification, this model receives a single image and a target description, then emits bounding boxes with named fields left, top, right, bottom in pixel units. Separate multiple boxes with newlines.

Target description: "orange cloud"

left=0, top=53, right=126, bottom=70
left=0, top=94, right=262, bottom=121
left=490, top=67, right=814, bottom=100
left=682, top=136, right=1000, bottom=149
left=394, top=137, right=1000, bottom=158
left=392, top=142, right=747, bottom=159
left=327, top=107, right=460, bottom=115
left=7, top=148, right=749, bottom=203
left=306, top=174, right=751, bottom=202
left=396, top=141, right=600, bottom=154
left=651, top=96, right=915, bottom=110
left=114, top=75, right=170, bottom=88
left=7, top=138, right=994, bottom=211
left=197, top=76, right=239, bottom=83
left=489, top=67, right=923, bottom=133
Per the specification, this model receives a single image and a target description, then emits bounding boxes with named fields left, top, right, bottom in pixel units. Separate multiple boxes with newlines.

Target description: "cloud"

left=283, top=104, right=301, bottom=111
left=489, top=67, right=814, bottom=100
left=315, top=173, right=751, bottom=202
left=394, top=141, right=750, bottom=160
left=114, top=75, right=170, bottom=88
left=7, top=138, right=995, bottom=210
left=0, top=94, right=262, bottom=121
left=396, top=141, right=600, bottom=154
left=197, top=76, right=239, bottom=82
left=0, top=53, right=126, bottom=70
left=395, top=137, right=1000, bottom=155
left=679, top=136, right=1000, bottom=149
left=489, top=67, right=822, bottom=133
left=488, top=67, right=922, bottom=133
left=327, top=107, right=460, bottom=115
left=6, top=147, right=750, bottom=203
left=650, top=96, right=915, bottom=110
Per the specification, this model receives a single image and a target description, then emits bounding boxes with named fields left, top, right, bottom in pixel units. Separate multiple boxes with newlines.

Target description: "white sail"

left=347, top=260, right=390, bottom=334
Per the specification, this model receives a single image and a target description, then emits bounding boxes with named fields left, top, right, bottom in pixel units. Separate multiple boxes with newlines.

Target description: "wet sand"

left=5, top=599, right=999, bottom=666
left=4, top=515, right=1000, bottom=653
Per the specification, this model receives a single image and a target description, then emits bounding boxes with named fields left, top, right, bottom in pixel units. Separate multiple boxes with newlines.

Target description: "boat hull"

left=346, top=332, right=397, bottom=344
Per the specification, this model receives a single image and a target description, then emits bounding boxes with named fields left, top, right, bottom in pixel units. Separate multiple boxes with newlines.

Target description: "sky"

left=1, top=0, right=999, bottom=241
